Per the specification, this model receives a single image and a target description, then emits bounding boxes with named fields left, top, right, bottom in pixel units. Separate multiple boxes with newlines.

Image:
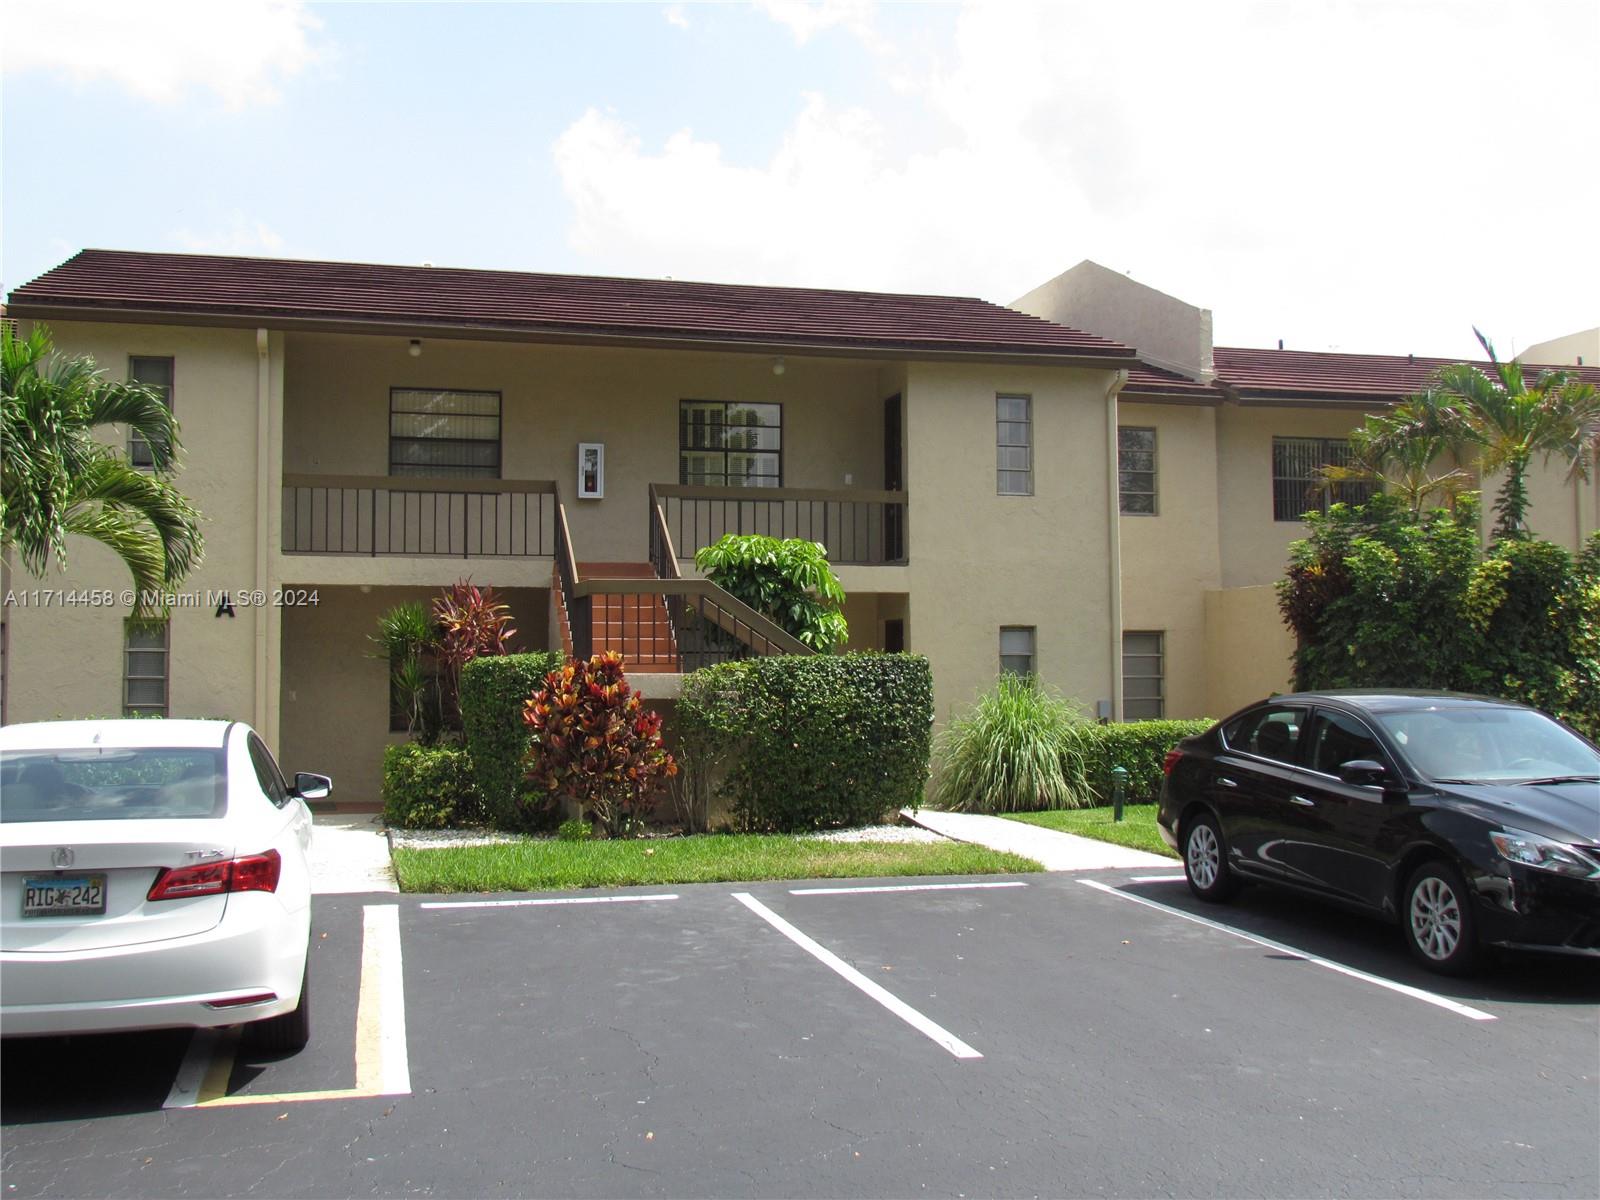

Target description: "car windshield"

left=0, top=748, right=227, bottom=822
left=1376, top=707, right=1600, bottom=784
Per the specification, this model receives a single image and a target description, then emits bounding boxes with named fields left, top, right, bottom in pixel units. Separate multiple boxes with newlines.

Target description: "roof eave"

left=7, top=300, right=1136, bottom=369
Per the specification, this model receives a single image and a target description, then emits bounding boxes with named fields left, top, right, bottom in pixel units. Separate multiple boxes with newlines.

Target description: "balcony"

left=281, top=475, right=556, bottom=558
left=652, top=483, right=907, bottom=565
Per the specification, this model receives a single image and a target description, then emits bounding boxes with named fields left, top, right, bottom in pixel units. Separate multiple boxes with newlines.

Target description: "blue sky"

left=4, top=0, right=1596, bottom=361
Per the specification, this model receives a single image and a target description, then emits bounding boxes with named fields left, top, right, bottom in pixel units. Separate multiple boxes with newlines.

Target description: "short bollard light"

left=1111, top=765, right=1128, bottom=822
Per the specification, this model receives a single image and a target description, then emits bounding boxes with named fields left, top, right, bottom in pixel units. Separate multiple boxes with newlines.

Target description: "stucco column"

left=1104, top=368, right=1129, bottom=720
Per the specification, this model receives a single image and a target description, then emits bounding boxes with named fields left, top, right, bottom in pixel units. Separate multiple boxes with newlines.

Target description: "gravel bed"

left=389, top=822, right=948, bottom=850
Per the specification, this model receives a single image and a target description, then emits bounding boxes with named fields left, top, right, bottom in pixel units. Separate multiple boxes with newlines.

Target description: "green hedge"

left=1068, top=719, right=1213, bottom=806
left=381, top=742, right=482, bottom=829
left=459, top=651, right=564, bottom=829
left=678, top=653, right=933, bottom=832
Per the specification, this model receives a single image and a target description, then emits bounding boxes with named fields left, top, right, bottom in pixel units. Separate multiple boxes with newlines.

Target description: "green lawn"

left=392, top=834, right=1042, bottom=893
left=1003, top=804, right=1179, bottom=859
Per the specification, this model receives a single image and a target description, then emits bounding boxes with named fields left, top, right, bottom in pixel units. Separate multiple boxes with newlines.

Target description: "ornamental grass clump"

left=523, top=652, right=677, bottom=837
left=932, top=673, right=1093, bottom=813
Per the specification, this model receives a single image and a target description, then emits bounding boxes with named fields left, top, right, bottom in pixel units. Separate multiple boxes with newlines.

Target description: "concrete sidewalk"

left=903, top=808, right=1177, bottom=871
left=307, top=811, right=397, bottom=894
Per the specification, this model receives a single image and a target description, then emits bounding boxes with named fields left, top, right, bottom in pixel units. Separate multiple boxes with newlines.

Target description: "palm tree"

left=1430, top=329, right=1600, bottom=539
left=1318, top=390, right=1477, bottom=516
left=2, top=323, right=204, bottom=613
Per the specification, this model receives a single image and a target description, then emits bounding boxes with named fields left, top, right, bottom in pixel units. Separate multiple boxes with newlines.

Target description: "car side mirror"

left=1338, top=759, right=1391, bottom=789
left=294, top=772, right=332, bottom=802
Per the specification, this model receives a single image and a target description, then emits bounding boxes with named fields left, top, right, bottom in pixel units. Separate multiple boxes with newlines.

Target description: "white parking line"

left=1127, top=875, right=1186, bottom=883
left=420, top=893, right=680, bottom=910
left=732, top=891, right=983, bottom=1059
left=790, top=881, right=1030, bottom=896
left=1078, top=879, right=1496, bottom=1022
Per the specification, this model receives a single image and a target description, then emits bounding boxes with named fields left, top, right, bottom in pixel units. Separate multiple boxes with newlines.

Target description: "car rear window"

left=0, top=748, right=227, bottom=822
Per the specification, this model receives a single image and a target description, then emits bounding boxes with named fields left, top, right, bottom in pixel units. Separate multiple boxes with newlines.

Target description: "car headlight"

left=1488, top=828, right=1600, bottom=879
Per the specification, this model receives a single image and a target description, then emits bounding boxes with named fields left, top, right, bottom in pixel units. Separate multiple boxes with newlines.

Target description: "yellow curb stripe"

left=165, top=903, right=411, bottom=1108
left=194, top=1087, right=380, bottom=1108
left=195, top=1034, right=236, bottom=1103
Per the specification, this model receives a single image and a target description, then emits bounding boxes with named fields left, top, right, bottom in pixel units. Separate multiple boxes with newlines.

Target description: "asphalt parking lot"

left=3, top=870, right=1597, bottom=1199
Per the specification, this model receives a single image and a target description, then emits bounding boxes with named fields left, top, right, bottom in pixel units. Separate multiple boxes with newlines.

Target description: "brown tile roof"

left=7, top=250, right=1137, bottom=362
left=1213, top=346, right=1600, bottom=404
left=1120, top=362, right=1220, bottom=402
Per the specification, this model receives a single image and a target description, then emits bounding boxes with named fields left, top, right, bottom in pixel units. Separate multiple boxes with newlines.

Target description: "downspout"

left=1105, top=368, right=1129, bottom=721
left=254, top=329, right=271, bottom=736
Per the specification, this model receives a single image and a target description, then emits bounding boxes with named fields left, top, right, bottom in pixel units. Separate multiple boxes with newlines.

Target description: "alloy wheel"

left=1409, top=875, right=1462, bottom=962
left=1187, top=823, right=1220, bottom=890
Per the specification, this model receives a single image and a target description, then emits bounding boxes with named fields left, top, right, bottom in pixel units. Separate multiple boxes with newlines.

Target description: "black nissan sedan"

left=1156, top=691, right=1600, bottom=973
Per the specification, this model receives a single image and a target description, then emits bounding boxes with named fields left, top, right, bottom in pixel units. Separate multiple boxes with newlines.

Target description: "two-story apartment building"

left=4, top=251, right=1596, bottom=805
left=1014, top=261, right=1600, bottom=722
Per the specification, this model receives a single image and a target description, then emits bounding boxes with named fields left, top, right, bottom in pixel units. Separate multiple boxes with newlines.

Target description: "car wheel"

left=1183, top=812, right=1238, bottom=902
left=1401, top=860, right=1479, bottom=975
left=244, top=957, right=310, bottom=1053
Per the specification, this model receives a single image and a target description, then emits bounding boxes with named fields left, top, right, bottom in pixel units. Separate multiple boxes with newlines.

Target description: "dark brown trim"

left=6, top=302, right=1138, bottom=368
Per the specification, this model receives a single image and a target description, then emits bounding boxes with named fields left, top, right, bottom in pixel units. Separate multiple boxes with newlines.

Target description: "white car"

left=0, top=719, right=324, bottom=1051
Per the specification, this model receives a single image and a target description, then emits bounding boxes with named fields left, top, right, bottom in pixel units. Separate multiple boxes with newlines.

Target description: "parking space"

left=3, top=873, right=1596, bottom=1198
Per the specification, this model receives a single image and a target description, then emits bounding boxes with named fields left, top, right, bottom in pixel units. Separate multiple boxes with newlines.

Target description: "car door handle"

left=1289, top=795, right=1316, bottom=807
left=1217, top=778, right=1239, bottom=789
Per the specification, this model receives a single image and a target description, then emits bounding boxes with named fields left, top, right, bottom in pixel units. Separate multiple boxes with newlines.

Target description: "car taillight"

left=148, top=849, right=282, bottom=901
left=1162, top=749, right=1185, bottom=776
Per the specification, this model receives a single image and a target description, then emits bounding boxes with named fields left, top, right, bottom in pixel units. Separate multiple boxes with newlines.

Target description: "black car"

left=1156, top=691, right=1600, bottom=973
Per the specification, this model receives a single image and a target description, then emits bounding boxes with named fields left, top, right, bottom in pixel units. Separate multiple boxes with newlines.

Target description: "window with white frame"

left=390, top=388, right=502, bottom=478
left=124, top=621, right=170, bottom=717
left=128, top=356, right=174, bottom=469
left=1118, top=426, right=1157, bottom=515
left=996, top=394, right=1032, bottom=495
left=679, top=401, right=782, bottom=487
left=1272, top=436, right=1373, bottom=521
left=1000, top=626, right=1036, bottom=676
left=1122, top=631, right=1164, bottom=720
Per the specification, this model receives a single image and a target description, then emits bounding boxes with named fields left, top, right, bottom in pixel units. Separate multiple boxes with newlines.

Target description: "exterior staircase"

left=554, top=562, right=681, bottom=673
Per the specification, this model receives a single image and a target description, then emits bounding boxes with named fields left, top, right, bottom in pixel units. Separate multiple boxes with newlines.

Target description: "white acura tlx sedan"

left=0, top=719, right=325, bottom=1052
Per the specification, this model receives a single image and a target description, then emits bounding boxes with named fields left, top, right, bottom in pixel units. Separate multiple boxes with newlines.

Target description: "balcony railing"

left=281, top=474, right=557, bottom=557
left=653, top=483, right=907, bottom=565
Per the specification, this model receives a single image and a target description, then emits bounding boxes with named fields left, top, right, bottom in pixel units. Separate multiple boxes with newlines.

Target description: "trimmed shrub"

left=460, top=651, right=563, bottom=828
left=382, top=742, right=481, bottom=829
left=678, top=653, right=932, bottom=832
left=933, top=674, right=1091, bottom=812
left=1064, top=719, right=1214, bottom=807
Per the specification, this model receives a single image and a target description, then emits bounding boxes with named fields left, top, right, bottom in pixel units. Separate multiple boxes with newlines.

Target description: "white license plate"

left=22, top=875, right=108, bottom=918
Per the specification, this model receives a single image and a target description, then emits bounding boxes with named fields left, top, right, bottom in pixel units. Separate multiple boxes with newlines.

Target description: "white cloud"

left=172, top=215, right=287, bottom=257
left=552, top=1, right=1599, bottom=359
left=753, top=0, right=878, bottom=46
left=4, top=0, right=324, bottom=108
left=664, top=4, right=690, bottom=30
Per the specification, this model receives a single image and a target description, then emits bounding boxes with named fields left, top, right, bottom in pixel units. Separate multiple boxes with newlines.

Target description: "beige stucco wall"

left=282, top=333, right=890, bottom=568
left=1202, top=585, right=1295, bottom=718
left=1507, top=464, right=1599, bottom=552
left=278, top=585, right=548, bottom=808
left=1521, top=328, right=1599, bottom=368
left=1116, top=402, right=1222, bottom=719
left=2, top=321, right=282, bottom=744
left=903, top=361, right=1120, bottom=723
left=1011, top=261, right=1214, bottom=382
left=1215, top=404, right=1368, bottom=588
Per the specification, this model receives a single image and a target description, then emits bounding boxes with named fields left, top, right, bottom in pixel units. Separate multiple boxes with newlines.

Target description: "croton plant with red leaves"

left=434, top=579, right=517, bottom=724
left=523, top=652, right=677, bottom=836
